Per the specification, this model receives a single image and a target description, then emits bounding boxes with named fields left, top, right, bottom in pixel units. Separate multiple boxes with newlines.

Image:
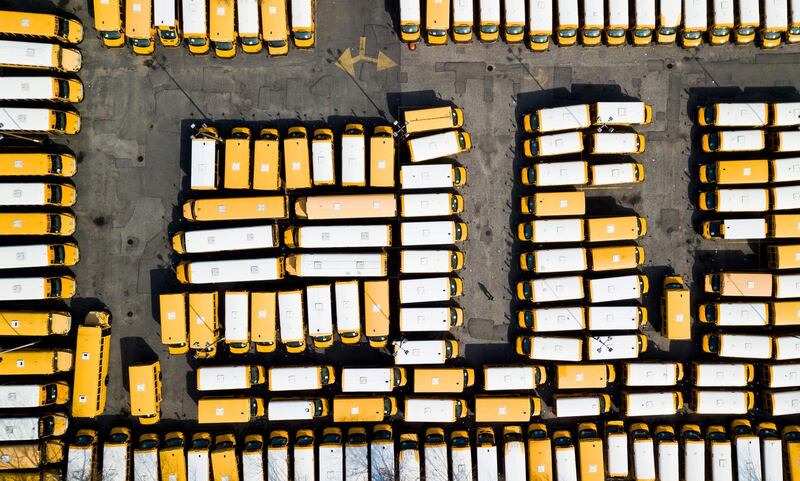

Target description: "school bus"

left=160, top=293, right=188, bottom=354
left=0, top=310, right=71, bottom=336
left=209, top=0, right=237, bottom=57
left=0, top=213, right=76, bottom=236
left=189, top=292, right=220, bottom=358
left=253, top=128, right=282, bottom=190
left=364, top=280, right=390, bottom=348
left=251, top=292, right=277, bottom=353
left=129, top=361, right=162, bottom=424
left=93, top=0, right=125, bottom=47
left=369, top=126, right=395, bottom=187
left=70, top=311, right=111, bottom=418
left=126, top=0, right=155, bottom=54
left=0, top=10, right=83, bottom=44
left=0, top=440, right=64, bottom=470
left=182, top=196, right=288, bottom=221
left=283, top=126, right=311, bottom=189
left=261, top=0, right=290, bottom=55
left=223, top=127, right=252, bottom=189
left=0, top=152, right=78, bottom=176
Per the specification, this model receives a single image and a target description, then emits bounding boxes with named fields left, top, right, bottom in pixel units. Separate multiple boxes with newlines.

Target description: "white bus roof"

left=608, top=0, right=629, bottom=25
left=480, top=0, right=500, bottom=22
left=633, top=441, right=656, bottom=481
left=716, top=302, right=768, bottom=326
left=341, top=367, right=393, bottom=392
left=535, top=161, right=588, bottom=186
left=0, top=41, right=59, bottom=69
left=738, top=0, right=760, bottom=23
left=775, top=335, right=800, bottom=360
left=775, top=274, right=800, bottom=300
left=767, top=363, right=800, bottom=388
left=558, top=0, right=579, bottom=23
left=734, top=436, right=762, bottom=479
left=683, top=442, right=705, bottom=481
left=476, top=445, right=498, bottom=481
left=405, top=398, right=456, bottom=422
left=531, top=307, right=584, bottom=332
left=505, top=0, right=525, bottom=23
left=626, top=391, right=678, bottom=416
left=772, top=157, right=800, bottom=182
left=503, top=440, right=526, bottom=481
left=400, top=164, right=459, bottom=189
left=660, top=1, right=681, bottom=25
left=528, top=0, right=553, bottom=31
left=236, top=0, right=260, bottom=35
left=182, top=0, right=207, bottom=34
left=102, top=444, right=130, bottom=481
left=587, top=335, right=641, bottom=360
left=591, top=163, right=638, bottom=185
left=224, top=292, right=248, bottom=342
left=277, top=291, right=304, bottom=341
left=771, top=390, right=800, bottom=416
left=530, top=336, right=582, bottom=361
left=401, top=250, right=454, bottom=274
left=483, top=366, right=537, bottom=390
left=715, top=103, right=768, bottom=126
left=625, top=363, right=679, bottom=387
left=268, top=399, right=315, bottom=421
left=555, top=396, right=603, bottom=417
left=716, top=188, right=768, bottom=212
left=766, top=0, right=788, bottom=27
left=536, top=131, right=583, bottom=156
left=187, top=450, right=210, bottom=481
left=595, top=102, right=647, bottom=125
left=657, top=440, right=679, bottom=481
left=772, top=102, right=800, bottom=127
left=586, top=305, right=639, bottom=330
left=190, top=138, right=217, bottom=189
left=695, top=363, right=750, bottom=387
left=290, top=0, right=313, bottom=28
left=683, top=0, right=707, bottom=28
left=0, top=77, right=56, bottom=100
left=774, top=185, right=800, bottom=211
left=408, top=131, right=461, bottom=162
left=346, top=445, right=368, bottom=481
left=67, top=448, right=94, bottom=481
left=294, top=253, right=384, bottom=277
left=0, top=277, right=46, bottom=301
left=531, top=218, right=584, bottom=243
left=719, top=334, right=772, bottom=358
left=720, top=218, right=767, bottom=240
left=762, top=438, right=782, bottom=481
left=306, top=285, right=333, bottom=336
left=399, top=277, right=453, bottom=303
left=537, top=105, right=591, bottom=133
left=584, top=0, right=605, bottom=27
left=183, top=225, right=276, bottom=253
left=399, top=307, right=452, bottom=332
left=554, top=447, right=577, bottom=481
left=531, top=276, right=584, bottom=303
left=453, top=0, right=474, bottom=23
left=713, top=0, right=734, bottom=24
left=334, top=281, right=360, bottom=331
left=0, top=244, right=49, bottom=269
left=0, top=182, right=45, bottom=206
left=341, top=136, right=366, bottom=186
left=451, top=448, right=472, bottom=481
left=318, top=445, right=344, bottom=481
left=533, top=247, right=586, bottom=273
left=186, top=257, right=282, bottom=283
left=588, top=275, right=642, bottom=303
left=592, top=133, right=640, bottom=154
left=393, top=339, right=448, bottom=365
left=295, top=225, right=390, bottom=248
left=197, top=365, right=250, bottom=391
left=711, top=443, right=733, bottom=481
left=269, top=366, right=322, bottom=391
left=635, top=0, right=656, bottom=24
left=0, top=385, right=42, bottom=408
left=242, top=450, right=264, bottom=481
left=694, top=390, right=749, bottom=414
left=133, top=451, right=158, bottom=481
left=311, top=139, right=334, bottom=184
left=401, top=193, right=455, bottom=217
left=401, top=221, right=457, bottom=246
left=400, top=0, right=421, bottom=21
left=267, top=450, right=288, bottom=481
left=154, top=0, right=177, bottom=26
left=424, top=445, right=448, bottom=481
left=606, top=433, right=629, bottom=477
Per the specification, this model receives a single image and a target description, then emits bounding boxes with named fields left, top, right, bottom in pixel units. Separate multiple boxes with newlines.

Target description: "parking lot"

left=18, top=0, right=800, bottom=428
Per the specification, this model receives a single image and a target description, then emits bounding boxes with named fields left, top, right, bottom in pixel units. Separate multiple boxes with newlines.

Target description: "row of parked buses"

left=92, top=0, right=314, bottom=55
left=41, top=419, right=800, bottom=481
left=401, top=0, right=800, bottom=49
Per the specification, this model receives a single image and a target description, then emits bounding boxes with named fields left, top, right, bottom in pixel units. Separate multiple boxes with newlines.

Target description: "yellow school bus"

left=251, top=292, right=277, bottom=353
left=369, top=126, right=395, bottom=187
left=189, top=292, right=219, bottom=358
left=224, top=127, right=252, bottom=189
left=364, top=280, right=390, bottom=348
left=0, top=213, right=76, bottom=236
left=0, top=10, right=83, bottom=44
left=253, top=128, right=282, bottom=190
left=426, top=0, right=449, bottom=44
left=0, top=310, right=71, bottom=336
left=129, top=361, right=162, bottom=424
left=126, top=0, right=155, bottom=54
left=283, top=126, right=311, bottom=189
left=93, top=0, right=125, bottom=47
left=0, top=440, right=64, bottom=470
left=209, top=0, right=237, bottom=58
left=159, top=293, right=188, bottom=354
left=0, top=152, right=78, bottom=176
left=182, top=196, right=288, bottom=221
left=160, top=432, right=187, bottom=481
left=1, top=470, right=62, bottom=481
left=71, top=311, right=112, bottom=418
left=261, top=0, right=290, bottom=55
